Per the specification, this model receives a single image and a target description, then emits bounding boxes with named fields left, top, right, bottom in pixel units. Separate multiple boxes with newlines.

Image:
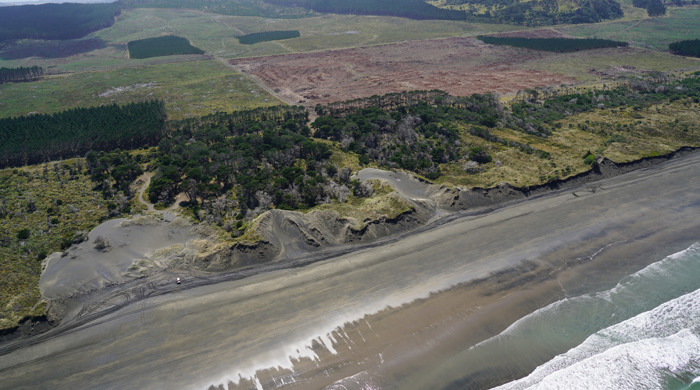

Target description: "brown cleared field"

left=229, top=37, right=578, bottom=107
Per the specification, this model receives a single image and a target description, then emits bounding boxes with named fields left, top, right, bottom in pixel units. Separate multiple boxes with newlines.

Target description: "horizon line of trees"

left=632, top=0, right=666, bottom=16
left=261, top=0, right=466, bottom=20
left=262, top=0, right=624, bottom=25
left=477, top=36, right=628, bottom=52
left=117, top=0, right=314, bottom=19
left=0, top=66, right=44, bottom=84
left=0, top=3, right=121, bottom=42
left=484, top=0, right=624, bottom=26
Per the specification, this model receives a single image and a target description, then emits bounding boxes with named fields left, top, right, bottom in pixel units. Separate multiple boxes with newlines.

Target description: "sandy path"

left=135, top=172, right=185, bottom=212
left=1, top=152, right=699, bottom=390
left=135, top=172, right=155, bottom=212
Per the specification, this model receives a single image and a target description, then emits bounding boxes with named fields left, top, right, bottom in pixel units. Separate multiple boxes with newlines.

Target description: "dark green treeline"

left=0, top=100, right=166, bottom=168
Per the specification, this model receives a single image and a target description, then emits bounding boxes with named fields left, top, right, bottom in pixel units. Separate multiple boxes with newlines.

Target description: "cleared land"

left=229, top=37, right=579, bottom=106
left=1, top=8, right=697, bottom=119
left=228, top=35, right=699, bottom=107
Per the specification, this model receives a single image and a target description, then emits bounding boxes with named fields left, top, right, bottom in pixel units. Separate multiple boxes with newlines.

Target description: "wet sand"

left=1, top=152, right=699, bottom=390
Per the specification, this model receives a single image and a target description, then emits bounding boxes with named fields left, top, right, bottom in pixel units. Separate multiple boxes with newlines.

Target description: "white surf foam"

left=472, top=242, right=700, bottom=351
left=494, top=287, right=700, bottom=390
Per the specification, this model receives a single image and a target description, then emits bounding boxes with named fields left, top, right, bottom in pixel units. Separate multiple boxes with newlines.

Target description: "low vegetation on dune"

left=0, top=156, right=138, bottom=330
left=310, top=74, right=700, bottom=186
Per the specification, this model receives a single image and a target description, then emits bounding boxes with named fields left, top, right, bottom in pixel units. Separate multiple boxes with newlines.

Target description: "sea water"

left=414, top=242, right=700, bottom=390
left=483, top=242, right=700, bottom=390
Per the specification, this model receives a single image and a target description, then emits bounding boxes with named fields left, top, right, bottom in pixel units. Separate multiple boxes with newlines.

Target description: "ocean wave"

left=474, top=242, right=700, bottom=349
left=493, top=287, right=700, bottom=390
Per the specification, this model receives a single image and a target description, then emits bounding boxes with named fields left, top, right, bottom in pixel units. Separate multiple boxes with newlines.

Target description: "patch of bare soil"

left=229, top=37, right=577, bottom=107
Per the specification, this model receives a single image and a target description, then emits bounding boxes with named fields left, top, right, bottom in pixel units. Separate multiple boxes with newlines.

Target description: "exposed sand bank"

left=0, top=150, right=698, bottom=390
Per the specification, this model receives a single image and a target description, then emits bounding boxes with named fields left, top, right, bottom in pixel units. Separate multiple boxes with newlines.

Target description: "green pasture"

left=0, top=8, right=521, bottom=71
left=0, top=60, right=281, bottom=120
left=522, top=47, right=699, bottom=84
left=561, top=7, right=700, bottom=51
left=97, top=8, right=520, bottom=58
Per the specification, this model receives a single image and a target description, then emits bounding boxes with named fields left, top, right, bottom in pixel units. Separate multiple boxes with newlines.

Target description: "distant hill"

left=432, top=0, right=624, bottom=25
left=262, top=0, right=467, bottom=20
left=118, top=0, right=314, bottom=18
left=0, top=2, right=121, bottom=41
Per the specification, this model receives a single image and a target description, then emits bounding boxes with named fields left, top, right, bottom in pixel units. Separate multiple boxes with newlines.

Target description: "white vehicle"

left=176, top=277, right=181, bottom=284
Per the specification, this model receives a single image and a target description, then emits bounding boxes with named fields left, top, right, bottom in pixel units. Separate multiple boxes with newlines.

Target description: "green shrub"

left=583, top=152, right=597, bottom=165
left=16, top=229, right=30, bottom=240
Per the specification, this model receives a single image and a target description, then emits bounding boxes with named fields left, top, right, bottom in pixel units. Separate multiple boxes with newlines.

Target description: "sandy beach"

left=0, top=151, right=698, bottom=390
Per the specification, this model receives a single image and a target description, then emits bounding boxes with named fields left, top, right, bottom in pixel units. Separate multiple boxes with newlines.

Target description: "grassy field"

left=95, top=8, right=521, bottom=59
left=0, top=8, right=521, bottom=120
left=0, top=60, right=281, bottom=120
left=561, top=7, right=700, bottom=51
left=514, top=46, right=700, bottom=85
left=0, top=7, right=697, bottom=121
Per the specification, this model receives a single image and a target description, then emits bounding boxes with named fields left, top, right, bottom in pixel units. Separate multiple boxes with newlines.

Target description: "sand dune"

left=0, top=151, right=699, bottom=390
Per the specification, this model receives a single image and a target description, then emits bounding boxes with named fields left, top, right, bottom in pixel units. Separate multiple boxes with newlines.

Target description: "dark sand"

left=1, top=152, right=699, bottom=390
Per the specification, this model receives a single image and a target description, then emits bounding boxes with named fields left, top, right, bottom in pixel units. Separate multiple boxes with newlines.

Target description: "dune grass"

left=436, top=97, right=700, bottom=188
left=0, top=163, right=113, bottom=330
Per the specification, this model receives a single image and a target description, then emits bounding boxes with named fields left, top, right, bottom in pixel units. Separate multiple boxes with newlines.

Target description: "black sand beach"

left=0, top=151, right=699, bottom=390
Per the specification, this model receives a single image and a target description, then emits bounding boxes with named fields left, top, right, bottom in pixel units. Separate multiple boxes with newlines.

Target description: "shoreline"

left=0, top=148, right=697, bottom=389
left=0, top=146, right=698, bottom=347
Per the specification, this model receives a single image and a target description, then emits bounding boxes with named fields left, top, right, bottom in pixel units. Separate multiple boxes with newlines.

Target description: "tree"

left=646, top=0, right=666, bottom=16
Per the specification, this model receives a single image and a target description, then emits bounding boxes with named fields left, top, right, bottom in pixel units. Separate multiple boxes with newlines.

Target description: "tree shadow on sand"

left=0, top=38, right=109, bottom=60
